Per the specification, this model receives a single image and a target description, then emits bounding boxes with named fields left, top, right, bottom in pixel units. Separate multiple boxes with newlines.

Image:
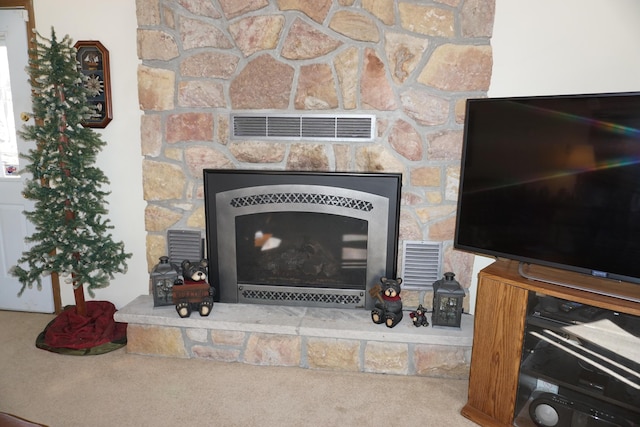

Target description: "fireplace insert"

left=203, top=170, right=402, bottom=309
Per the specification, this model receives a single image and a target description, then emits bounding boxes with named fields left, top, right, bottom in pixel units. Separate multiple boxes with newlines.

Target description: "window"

left=0, top=37, right=20, bottom=177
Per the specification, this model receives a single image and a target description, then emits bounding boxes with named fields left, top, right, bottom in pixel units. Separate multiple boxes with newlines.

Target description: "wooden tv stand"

left=461, top=260, right=640, bottom=427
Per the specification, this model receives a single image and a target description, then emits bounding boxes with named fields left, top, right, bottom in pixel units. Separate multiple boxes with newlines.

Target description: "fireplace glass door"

left=235, top=212, right=368, bottom=289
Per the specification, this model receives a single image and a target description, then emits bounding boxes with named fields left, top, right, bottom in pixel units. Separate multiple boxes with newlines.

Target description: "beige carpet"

left=0, top=310, right=478, bottom=427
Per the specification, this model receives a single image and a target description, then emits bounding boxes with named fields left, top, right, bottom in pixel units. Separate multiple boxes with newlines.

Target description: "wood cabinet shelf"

left=461, top=260, right=640, bottom=426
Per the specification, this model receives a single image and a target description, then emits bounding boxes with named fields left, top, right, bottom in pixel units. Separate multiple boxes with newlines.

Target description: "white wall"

left=490, top=0, right=640, bottom=97
left=33, top=0, right=147, bottom=309
left=467, top=0, right=640, bottom=314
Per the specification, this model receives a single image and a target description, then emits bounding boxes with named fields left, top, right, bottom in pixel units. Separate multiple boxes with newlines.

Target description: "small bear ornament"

left=369, top=277, right=403, bottom=328
left=409, top=304, right=429, bottom=327
left=172, top=259, right=215, bottom=318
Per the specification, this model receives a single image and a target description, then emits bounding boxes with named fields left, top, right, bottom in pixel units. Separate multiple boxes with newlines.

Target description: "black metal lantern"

left=151, top=256, right=179, bottom=307
left=431, top=272, right=465, bottom=328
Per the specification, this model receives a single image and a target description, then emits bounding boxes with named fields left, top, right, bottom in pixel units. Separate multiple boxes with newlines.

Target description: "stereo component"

left=529, top=392, right=634, bottom=427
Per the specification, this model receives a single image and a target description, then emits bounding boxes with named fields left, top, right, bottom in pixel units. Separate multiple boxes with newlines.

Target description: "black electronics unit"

left=514, top=293, right=640, bottom=427
left=527, top=389, right=635, bottom=427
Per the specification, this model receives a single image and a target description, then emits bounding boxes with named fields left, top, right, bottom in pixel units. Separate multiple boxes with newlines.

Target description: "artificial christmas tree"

left=11, top=29, right=131, bottom=354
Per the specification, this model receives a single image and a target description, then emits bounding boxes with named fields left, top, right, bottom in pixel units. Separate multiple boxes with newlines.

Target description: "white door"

left=0, top=8, right=54, bottom=312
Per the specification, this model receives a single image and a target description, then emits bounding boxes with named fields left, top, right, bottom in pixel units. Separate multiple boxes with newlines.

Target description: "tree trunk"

left=74, top=283, right=86, bottom=316
left=66, top=207, right=86, bottom=316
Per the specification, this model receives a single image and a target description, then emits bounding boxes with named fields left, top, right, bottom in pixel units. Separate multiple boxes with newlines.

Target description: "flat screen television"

left=455, top=92, right=640, bottom=286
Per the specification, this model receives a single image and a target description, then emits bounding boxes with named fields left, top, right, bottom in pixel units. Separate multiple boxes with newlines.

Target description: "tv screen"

left=455, top=92, right=640, bottom=284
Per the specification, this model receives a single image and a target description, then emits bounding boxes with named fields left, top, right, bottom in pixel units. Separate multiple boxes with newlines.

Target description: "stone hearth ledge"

left=115, top=295, right=474, bottom=377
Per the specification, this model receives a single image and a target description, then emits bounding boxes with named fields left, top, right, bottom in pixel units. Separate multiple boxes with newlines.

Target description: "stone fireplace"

left=120, top=0, right=495, bottom=378
left=137, top=0, right=496, bottom=311
left=204, top=170, right=401, bottom=309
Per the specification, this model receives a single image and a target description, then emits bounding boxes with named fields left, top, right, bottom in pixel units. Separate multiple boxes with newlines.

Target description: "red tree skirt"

left=36, top=301, right=127, bottom=355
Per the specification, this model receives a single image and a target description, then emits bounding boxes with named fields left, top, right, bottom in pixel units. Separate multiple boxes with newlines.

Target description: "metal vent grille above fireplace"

left=232, top=114, right=375, bottom=141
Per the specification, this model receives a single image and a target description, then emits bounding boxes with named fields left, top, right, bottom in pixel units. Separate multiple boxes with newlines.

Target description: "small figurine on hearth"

left=172, top=259, right=215, bottom=318
left=369, top=277, right=403, bottom=328
left=409, top=304, right=429, bottom=327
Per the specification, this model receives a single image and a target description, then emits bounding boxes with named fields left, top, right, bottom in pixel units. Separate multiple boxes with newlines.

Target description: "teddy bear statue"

left=369, top=276, right=403, bottom=328
left=172, top=259, right=215, bottom=318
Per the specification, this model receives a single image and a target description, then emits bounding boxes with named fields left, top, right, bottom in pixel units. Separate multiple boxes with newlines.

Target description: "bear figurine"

left=370, top=277, right=403, bottom=328
left=172, top=259, right=215, bottom=318
left=410, top=304, right=429, bottom=327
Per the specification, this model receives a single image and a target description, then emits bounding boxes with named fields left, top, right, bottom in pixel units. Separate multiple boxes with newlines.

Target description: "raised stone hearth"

left=115, top=295, right=473, bottom=377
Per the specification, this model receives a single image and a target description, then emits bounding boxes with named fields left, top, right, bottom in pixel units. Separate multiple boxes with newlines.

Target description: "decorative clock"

left=74, top=40, right=112, bottom=128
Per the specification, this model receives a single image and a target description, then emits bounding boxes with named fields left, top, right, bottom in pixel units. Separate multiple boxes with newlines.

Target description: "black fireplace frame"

left=203, top=170, right=402, bottom=309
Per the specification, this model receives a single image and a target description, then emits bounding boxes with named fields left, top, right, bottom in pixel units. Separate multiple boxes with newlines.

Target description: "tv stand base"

left=462, top=260, right=640, bottom=426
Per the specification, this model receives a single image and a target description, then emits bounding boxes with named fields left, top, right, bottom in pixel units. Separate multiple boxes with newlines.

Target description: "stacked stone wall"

left=136, top=0, right=495, bottom=307
left=127, top=323, right=471, bottom=377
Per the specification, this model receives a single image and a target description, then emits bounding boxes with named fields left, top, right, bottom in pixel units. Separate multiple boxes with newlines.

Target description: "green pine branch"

left=12, top=28, right=131, bottom=298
